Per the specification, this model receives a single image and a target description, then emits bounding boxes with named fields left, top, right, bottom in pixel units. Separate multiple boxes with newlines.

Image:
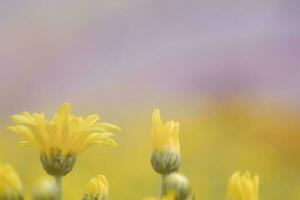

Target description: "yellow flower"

left=152, top=109, right=180, bottom=152
left=0, top=163, right=23, bottom=199
left=9, top=103, right=120, bottom=156
left=227, top=171, right=259, bottom=200
left=83, top=175, right=109, bottom=200
left=8, top=103, right=121, bottom=176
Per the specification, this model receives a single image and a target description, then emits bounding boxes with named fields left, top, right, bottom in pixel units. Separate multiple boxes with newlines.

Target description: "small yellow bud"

left=82, top=175, right=109, bottom=200
left=151, top=109, right=181, bottom=175
left=32, top=177, right=57, bottom=200
left=227, top=171, right=259, bottom=200
left=152, top=109, right=180, bottom=152
left=162, top=173, right=192, bottom=200
left=0, top=163, right=23, bottom=200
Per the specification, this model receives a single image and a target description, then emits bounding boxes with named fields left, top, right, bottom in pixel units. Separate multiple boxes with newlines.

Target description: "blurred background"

left=0, top=0, right=300, bottom=199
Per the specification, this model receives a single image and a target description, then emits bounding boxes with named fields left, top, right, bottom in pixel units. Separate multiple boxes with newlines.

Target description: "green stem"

left=55, top=176, right=63, bottom=200
left=161, top=175, right=166, bottom=198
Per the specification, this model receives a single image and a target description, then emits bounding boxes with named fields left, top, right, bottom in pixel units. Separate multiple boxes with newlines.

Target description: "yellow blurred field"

left=1, top=99, right=300, bottom=199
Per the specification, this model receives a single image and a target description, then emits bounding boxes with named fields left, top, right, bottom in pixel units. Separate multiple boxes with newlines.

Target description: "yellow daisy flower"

left=82, top=175, right=109, bottom=200
left=227, top=171, right=259, bottom=200
left=8, top=103, right=121, bottom=176
left=0, top=163, right=23, bottom=200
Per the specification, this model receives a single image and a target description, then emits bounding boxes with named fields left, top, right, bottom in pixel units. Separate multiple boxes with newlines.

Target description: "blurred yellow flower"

left=83, top=175, right=109, bottom=200
left=0, top=163, right=23, bottom=199
left=8, top=103, right=120, bottom=156
left=8, top=103, right=121, bottom=176
left=152, top=109, right=180, bottom=152
left=228, top=171, right=259, bottom=200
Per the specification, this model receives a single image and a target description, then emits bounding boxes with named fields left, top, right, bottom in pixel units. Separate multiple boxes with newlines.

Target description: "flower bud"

left=0, top=163, right=24, bottom=200
left=151, top=109, right=181, bottom=175
left=227, top=171, right=259, bottom=200
left=151, top=147, right=181, bottom=175
left=82, top=175, right=109, bottom=200
left=162, top=173, right=192, bottom=200
left=32, top=177, right=57, bottom=200
left=40, top=148, right=76, bottom=176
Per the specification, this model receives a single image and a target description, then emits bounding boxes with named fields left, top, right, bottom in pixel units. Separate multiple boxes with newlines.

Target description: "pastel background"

left=0, top=1, right=300, bottom=199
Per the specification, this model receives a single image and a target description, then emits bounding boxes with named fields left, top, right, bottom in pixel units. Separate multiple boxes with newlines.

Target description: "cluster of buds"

left=8, top=103, right=120, bottom=200
left=150, top=109, right=261, bottom=200
left=1, top=103, right=262, bottom=200
left=150, top=109, right=193, bottom=200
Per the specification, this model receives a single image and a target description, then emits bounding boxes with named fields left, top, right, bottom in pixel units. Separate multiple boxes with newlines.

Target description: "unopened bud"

left=227, top=171, right=259, bottom=200
left=82, top=175, right=109, bottom=200
left=151, top=147, right=181, bottom=175
left=162, top=173, right=192, bottom=200
left=0, top=163, right=24, bottom=200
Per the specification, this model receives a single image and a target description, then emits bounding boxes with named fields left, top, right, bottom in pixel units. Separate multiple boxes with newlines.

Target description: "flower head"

left=151, top=109, right=181, bottom=175
left=8, top=103, right=121, bottom=176
left=82, top=175, right=109, bottom=200
left=0, top=163, right=23, bottom=200
left=227, top=171, right=259, bottom=200
left=152, top=109, right=180, bottom=152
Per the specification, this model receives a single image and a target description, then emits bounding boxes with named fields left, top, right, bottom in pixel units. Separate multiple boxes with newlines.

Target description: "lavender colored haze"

left=0, top=0, right=299, bottom=116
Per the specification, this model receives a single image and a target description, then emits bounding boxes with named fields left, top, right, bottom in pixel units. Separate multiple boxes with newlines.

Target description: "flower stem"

left=161, top=175, right=166, bottom=197
left=55, top=176, right=63, bottom=200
